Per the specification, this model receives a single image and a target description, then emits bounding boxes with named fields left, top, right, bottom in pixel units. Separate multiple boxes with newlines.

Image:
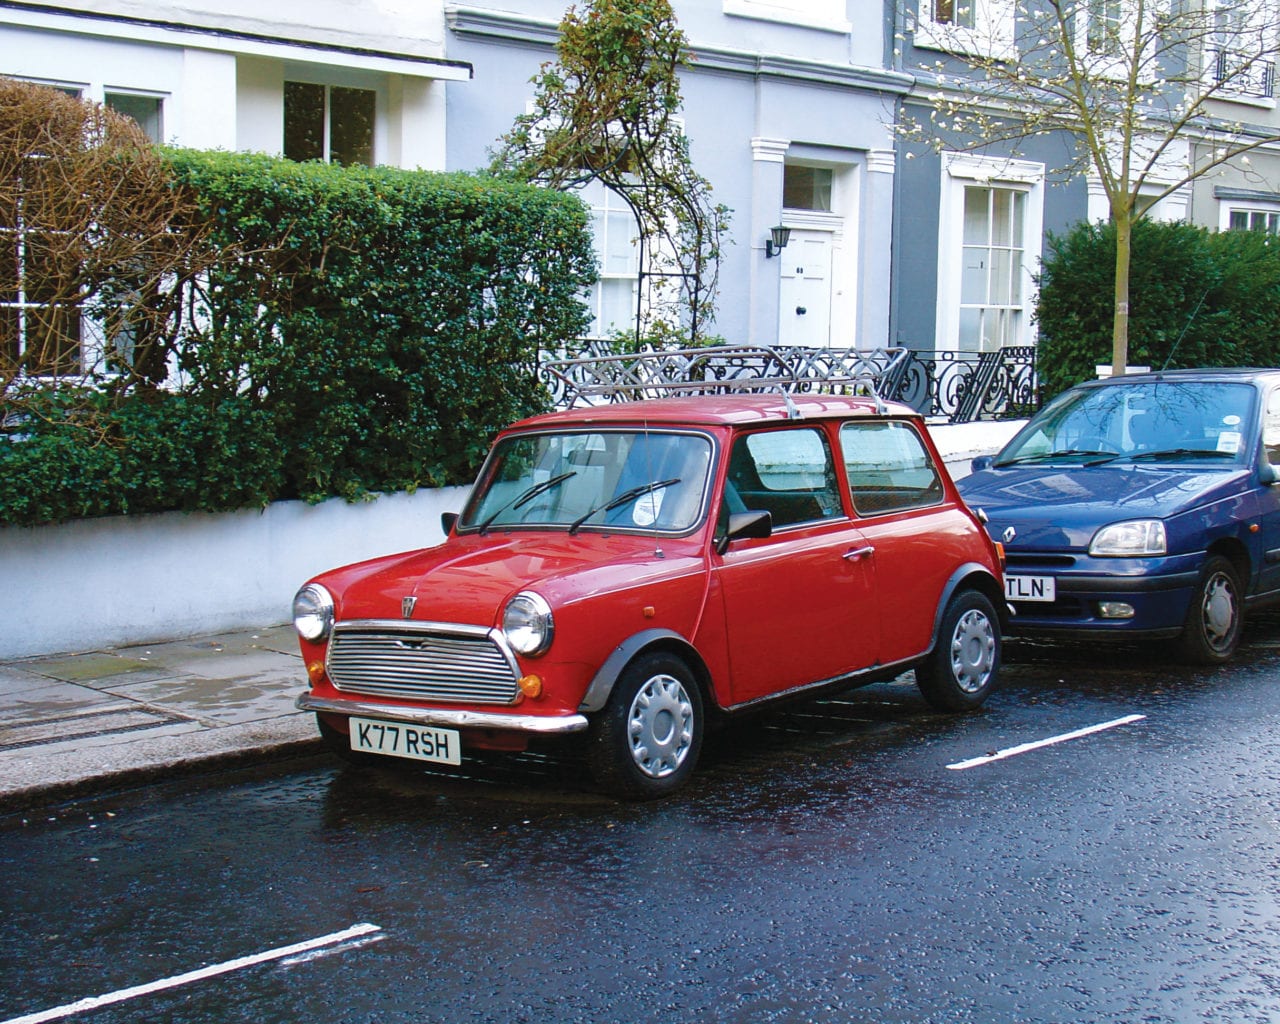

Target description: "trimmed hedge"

left=1035, top=219, right=1280, bottom=398
left=0, top=152, right=597, bottom=525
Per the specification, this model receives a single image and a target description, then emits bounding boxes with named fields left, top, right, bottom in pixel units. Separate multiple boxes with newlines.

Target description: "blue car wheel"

left=1176, top=555, right=1243, bottom=665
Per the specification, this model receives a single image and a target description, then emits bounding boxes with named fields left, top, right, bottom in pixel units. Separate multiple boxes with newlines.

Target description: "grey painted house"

left=444, top=1, right=908, bottom=351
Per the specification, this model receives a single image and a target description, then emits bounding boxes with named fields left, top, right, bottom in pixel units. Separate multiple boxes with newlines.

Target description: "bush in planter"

left=1035, top=219, right=1280, bottom=399
left=0, top=151, right=597, bottom=525
left=166, top=152, right=597, bottom=503
left=0, top=387, right=285, bottom=523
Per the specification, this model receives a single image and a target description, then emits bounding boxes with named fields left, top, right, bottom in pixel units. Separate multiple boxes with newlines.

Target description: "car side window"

left=726, top=428, right=842, bottom=529
left=1267, top=389, right=1280, bottom=468
left=840, top=421, right=943, bottom=516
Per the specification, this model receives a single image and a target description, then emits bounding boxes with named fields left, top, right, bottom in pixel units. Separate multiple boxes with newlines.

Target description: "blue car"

left=958, top=368, right=1280, bottom=663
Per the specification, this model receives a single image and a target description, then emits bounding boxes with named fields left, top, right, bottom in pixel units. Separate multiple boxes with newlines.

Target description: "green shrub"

left=0, top=151, right=597, bottom=525
left=1035, top=219, right=1280, bottom=398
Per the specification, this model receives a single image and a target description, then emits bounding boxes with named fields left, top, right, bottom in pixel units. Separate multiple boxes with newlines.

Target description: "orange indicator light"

left=643, top=606, right=656, bottom=618
left=306, top=661, right=326, bottom=684
left=518, top=674, right=543, bottom=698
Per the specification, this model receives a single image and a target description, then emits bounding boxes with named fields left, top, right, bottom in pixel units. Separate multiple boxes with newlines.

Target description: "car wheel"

left=587, top=651, right=703, bottom=800
left=915, top=590, right=1001, bottom=712
left=316, top=713, right=382, bottom=767
left=1176, top=555, right=1243, bottom=665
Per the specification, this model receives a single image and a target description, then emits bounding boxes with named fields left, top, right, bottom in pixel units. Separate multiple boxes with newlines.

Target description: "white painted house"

left=1, top=0, right=470, bottom=168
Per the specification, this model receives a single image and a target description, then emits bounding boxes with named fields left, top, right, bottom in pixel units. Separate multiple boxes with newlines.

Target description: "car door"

left=1255, top=385, right=1280, bottom=597
left=839, top=420, right=961, bottom=665
left=712, top=425, right=878, bottom=706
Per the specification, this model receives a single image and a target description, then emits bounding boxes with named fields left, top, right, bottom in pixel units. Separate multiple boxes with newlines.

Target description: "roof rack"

left=541, top=344, right=911, bottom=414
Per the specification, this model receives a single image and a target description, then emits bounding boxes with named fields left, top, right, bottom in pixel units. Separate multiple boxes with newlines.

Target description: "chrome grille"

left=327, top=622, right=519, bottom=705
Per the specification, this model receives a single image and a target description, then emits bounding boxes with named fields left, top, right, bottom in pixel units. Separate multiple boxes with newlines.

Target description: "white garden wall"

left=1, top=487, right=469, bottom=660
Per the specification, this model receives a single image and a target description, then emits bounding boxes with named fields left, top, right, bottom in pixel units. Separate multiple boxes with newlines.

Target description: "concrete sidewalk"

left=0, top=624, right=316, bottom=813
left=0, top=419, right=1025, bottom=814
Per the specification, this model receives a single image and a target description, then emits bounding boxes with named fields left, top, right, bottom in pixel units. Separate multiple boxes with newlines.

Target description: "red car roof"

left=509, top=393, right=920, bottom=431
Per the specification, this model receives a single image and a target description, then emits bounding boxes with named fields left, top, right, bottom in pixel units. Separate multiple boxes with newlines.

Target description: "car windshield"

left=461, top=430, right=714, bottom=534
left=997, top=380, right=1257, bottom=467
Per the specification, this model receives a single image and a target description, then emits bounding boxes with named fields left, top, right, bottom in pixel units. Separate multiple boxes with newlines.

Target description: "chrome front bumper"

left=296, top=693, right=590, bottom=734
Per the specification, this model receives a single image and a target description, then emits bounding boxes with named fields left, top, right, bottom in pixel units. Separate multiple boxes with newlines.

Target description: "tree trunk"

left=1111, top=211, right=1131, bottom=377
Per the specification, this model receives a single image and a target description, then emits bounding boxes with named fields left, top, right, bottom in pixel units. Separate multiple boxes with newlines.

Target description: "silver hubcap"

left=950, top=608, right=996, bottom=694
left=1202, top=571, right=1238, bottom=651
left=627, top=673, right=694, bottom=779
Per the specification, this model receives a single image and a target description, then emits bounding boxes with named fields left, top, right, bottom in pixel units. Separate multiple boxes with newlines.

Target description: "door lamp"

left=765, top=225, right=792, bottom=259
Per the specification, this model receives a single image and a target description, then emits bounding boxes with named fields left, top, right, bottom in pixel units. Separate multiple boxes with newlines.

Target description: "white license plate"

left=349, top=717, right=461, bottom=766
left=1005, top=574, right=1056, bottom=603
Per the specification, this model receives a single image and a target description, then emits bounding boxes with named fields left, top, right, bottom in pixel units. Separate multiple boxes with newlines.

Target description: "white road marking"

left=947, top=714, right=1147, bottom=771
left=2, top=923, right=383, bottom=1024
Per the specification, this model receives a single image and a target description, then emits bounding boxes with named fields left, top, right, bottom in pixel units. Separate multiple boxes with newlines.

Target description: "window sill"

left=1204, top=89, right=1277, bottom=111
left=911, top=22, right=1013, bottom=60
left=723, top=0, right=852, bottom=35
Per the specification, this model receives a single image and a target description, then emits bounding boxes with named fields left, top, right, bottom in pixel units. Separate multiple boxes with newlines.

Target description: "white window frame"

left=1203, top=0, right=1278, bottom=103
left=1072, top=0, right=1159, bottom=83
left=912, top=0, right=1014, bottom=58
left=574, top=180, right=642, bottom=342
left=1219, top=196, right=1280, bottom=232
left=723, top=0, right=852, bottom=33
left=104, top=90, right=166, bottom=144
left=1, top=157, right=89, bottom=379
left=936, top=153, right=1044, bottom=353
left=283, top=77, right=380, bottom=167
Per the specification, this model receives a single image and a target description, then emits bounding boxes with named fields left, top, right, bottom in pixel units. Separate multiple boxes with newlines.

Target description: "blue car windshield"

left=461, top=430, right=714, bottom=534
left=997, top=381, right=1256, bottom=467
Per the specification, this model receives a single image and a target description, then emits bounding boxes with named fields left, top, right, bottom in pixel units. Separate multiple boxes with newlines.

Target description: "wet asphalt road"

left=6, top=617, right=1280, bottom=1024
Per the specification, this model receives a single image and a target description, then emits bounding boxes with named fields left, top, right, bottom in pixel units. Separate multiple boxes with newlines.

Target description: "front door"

left=777, top=229, right=833, bottom=347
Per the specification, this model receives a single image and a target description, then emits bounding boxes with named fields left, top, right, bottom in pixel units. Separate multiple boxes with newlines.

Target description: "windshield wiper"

left=568, top=478, right=682, bottom=534
left=994, top=449, right=1116, bottom=466
left=478, top=471, right=577, bottom=533
left=1115, top=448, right=1236, bottom=463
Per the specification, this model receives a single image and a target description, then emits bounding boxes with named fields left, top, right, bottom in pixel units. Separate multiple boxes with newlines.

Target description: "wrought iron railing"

left=538, top=344, right=1038, bottom=422
left=888, top=346, right=1039, bottom=421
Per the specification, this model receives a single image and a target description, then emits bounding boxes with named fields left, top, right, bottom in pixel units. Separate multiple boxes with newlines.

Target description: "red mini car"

left=294, top=393, right=1007, bottom=798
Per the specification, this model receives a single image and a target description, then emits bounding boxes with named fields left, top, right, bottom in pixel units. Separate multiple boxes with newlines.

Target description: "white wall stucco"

left=1, top=488, right=469, bottom=660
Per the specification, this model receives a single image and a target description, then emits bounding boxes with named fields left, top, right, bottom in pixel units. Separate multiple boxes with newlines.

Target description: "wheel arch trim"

left=578, top=629, right=712, bottom=713
left=931, top=563, right=1007, bottom=648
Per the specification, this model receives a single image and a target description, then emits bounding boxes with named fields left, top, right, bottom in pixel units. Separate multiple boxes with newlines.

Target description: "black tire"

left=915, top=589, right=1001, bottom=712
left=1176, top=555, right=1243, bottom=665
left=587, top=651, right=703, bottom=800
left=316, top=713, right=382, bottom=767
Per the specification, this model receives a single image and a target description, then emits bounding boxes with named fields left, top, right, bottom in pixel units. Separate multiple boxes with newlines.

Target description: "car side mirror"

left=441, top=511, right=459, bottom=536
left=970, top=455, right=995, bottom=473
left=715, top=510, right=773, bottom=554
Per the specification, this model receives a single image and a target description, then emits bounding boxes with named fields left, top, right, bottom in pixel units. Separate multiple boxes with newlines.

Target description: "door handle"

left=843, top=546, right=874, bottom=561
left=796, top=306, right=807, bottom=315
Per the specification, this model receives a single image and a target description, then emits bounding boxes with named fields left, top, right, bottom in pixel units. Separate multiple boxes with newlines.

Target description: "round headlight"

left=293, top=583, right=335, bottom=641
left=1089, top=519, right=1167, bottom=556
left=503, top=591, right=554, bottom=657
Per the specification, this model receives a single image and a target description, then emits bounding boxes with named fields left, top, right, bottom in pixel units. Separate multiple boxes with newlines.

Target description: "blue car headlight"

left=1089, top=520, right=1167, bottom=556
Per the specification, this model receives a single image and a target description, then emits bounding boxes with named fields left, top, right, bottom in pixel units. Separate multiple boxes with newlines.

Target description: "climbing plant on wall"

left=491, top=0, right=730, bottom=347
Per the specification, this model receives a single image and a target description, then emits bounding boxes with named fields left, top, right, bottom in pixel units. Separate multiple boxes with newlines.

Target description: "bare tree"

left=898, top=0, right=1280, bottom=373
left=0, top=78, right=216, bottom=405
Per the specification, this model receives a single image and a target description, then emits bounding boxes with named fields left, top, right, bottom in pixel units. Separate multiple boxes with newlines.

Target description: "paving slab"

left=18, top=652, right=158, bottom=683
left=0, top=624, right=319, bottom=814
